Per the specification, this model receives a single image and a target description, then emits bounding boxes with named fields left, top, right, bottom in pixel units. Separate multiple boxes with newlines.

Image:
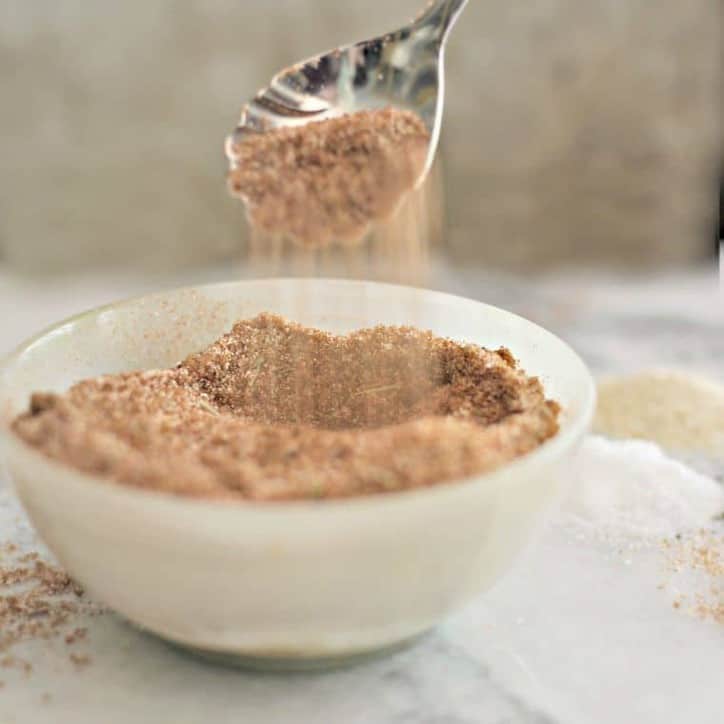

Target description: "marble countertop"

left=1, top=263, right=722, bottom=724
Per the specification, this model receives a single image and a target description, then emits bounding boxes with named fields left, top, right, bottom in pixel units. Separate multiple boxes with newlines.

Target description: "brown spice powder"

left=13, top=314, right=560, bottom=502
left=227, top=108, right=430, bottom=249
left=661, top=529, right=723, bottom=625
left=0, top=545, right=102, bottom=664
left=69, top=652, right=91, bottom=669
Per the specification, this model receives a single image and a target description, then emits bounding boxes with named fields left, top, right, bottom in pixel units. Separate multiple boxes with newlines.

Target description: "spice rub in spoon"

left=227, top=109, right=430, bottom=249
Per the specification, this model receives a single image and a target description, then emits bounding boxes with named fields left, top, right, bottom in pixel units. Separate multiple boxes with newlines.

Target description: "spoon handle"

left=414, top=0, right=470, bottom=43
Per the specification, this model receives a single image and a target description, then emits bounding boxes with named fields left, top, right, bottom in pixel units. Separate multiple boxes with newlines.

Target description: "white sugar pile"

left=594, top=370, right=724, bottom=461
left=560, top=436, right=724, bottom=544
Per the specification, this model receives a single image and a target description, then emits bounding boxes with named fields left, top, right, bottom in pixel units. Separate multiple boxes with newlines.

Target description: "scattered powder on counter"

left=660, top=529, right=723, bottom=625
left=68, top=652, right=91, bottom=669
left=227, top=108, right=430, bottom=249
left=0, top=541, right=103, bottom=670
left=594, top=370, right=724, bottom=461
left=11, top=313, right=560, bottom=502
left=64, top=627, right=88, bottom=645
left=561, top=436, right=724, bottom=545
left=560, top=435, right=724, bottom=624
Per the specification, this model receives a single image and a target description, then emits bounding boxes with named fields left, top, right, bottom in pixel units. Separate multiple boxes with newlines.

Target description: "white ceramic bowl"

left=0, top=279, right=595, bottom=668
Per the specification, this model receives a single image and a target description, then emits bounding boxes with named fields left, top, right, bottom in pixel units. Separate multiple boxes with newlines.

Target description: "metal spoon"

left=225, top=0, right=470, bottom=179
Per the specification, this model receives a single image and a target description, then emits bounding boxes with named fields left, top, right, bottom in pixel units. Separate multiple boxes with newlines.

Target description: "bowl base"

left=166, top=631, right=430, bottom=672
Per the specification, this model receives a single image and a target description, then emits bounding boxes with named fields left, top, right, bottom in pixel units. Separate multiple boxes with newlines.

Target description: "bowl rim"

left=0, top=277, right=596, bottom=515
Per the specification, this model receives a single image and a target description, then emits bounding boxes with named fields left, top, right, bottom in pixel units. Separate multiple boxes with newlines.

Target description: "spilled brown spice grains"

left=64, top=627, right=88, bottom=645
left=12, top=314, right=560, bottom=502
left=227, top=108, right=430, bottom=249
left=660, top=528, right=723, bottom=625
left=69, top=652, right=91, bottom=669
left=0, top=541, right=103, bottom=671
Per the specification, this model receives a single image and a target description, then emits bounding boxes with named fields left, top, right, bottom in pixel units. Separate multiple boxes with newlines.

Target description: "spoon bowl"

left=226, top=0, right=470, bottom=179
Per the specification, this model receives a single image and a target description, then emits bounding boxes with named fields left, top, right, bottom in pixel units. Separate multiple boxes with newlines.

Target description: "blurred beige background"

left=1, top=0, right=721, bottom=273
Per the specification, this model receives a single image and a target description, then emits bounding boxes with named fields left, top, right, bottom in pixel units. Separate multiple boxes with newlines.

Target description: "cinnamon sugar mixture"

left=12, top=314, right=560, bottom=502
left=227, top=108, right=430, bottom=249
left=0, top=543, right=102, bottom=663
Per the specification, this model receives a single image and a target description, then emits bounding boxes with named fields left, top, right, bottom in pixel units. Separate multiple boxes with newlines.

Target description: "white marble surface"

left=1, top=486, right=722, bottom=724
left=1, top=264, right=722, bottom=723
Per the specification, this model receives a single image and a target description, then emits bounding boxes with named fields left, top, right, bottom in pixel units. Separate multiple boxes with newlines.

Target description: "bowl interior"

left=1, top=278, right=594, bottom=475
